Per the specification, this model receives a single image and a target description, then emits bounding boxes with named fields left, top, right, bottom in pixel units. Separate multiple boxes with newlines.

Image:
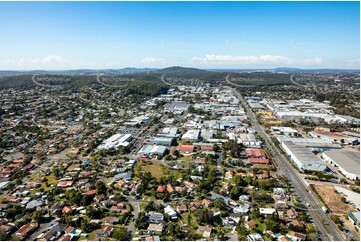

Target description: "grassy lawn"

left=142, top=195, right=156, bottom=202
left=44, top=174, right=58, bottom=185
left=143, top=163, right=164, bottom=179
left=181, top=212, right=199, bottom=228
left=87, top=231, right=96, bottom=240
left=29, top=172, right=40, bottom=182
left=254, top=219, right=266, bottom=231
left=257, top=189, right=271, bottom=194
left=162, top=166, right=183, bottom=179
left=139, top=203, right=148, bottom=211
left=54, top=195, right=67, bottom=202
left=178, top=156, right=191, bottom=162
left=254, top=164, right=273, bottom=170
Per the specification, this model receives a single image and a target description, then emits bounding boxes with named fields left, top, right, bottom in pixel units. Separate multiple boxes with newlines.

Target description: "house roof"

left=62, top=206, right=72, bottom=214
left=147, top=223, right=163, bottom=232
left=177, top=205, right=187, bottom=211
left=287, top=209, right=297, bottom=216
left=178, top=145, right=195, bottom=151
left=157, top=185, right=166, bottom=193
left=16, top=223, right=36, bottom=236
left=247, top=149, right=266, bottom=157
left=198, top=225, right=212, bottom=233
left=166, top=185, right=174, bottom=193
left=248, top=158, right=269, bottom=164
left=201, top=146, right=213, bottom=151
left=288, top=231, right=306, bottom=240
left=245, top=221, right=256, bottom=228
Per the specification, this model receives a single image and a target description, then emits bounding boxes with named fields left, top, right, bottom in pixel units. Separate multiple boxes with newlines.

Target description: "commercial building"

left=308, top=129, right=357, bottom=144
left=124, top=115, right=150, bottom=126
left=147, top=137, right=173, bottom=146
left=277, top=137, right=342, bottom=152
left=181, top=129, right=200, bottom=141
left=137, top=145, right=168, bottom=158
left=335, top=115, right=360, bottom=125
left=322, top=150, right=360, bottom=180
left=270, top=126, right=298, bottom=136
left=164, top=101, right=190, bottom=113
left=157, top=127, right=179, bottom=138
left=348, top=211, right=360, bottom=229
left=281, top=141, right=329, bottom=172
left=97, top=133, right=132, bottom=150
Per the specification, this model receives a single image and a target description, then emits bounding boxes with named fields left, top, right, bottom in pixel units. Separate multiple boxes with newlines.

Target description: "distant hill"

left=156, top=66, right=210, bottom=74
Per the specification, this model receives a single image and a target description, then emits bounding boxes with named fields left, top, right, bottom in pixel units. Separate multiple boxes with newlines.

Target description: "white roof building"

left=164, top=205, right=177, bottom=220
left=322, top=150, right=360, bottom=180
left=97, top=133, right=132, bottom=150
left=259, top=208, right=276, bottom=215
left=182, top=129, right=200, bottom=141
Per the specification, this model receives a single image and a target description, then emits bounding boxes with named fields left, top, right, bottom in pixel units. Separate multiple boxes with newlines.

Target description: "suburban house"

left=147, top=223, right=164, bottom=234
left=148, top=212, right=164, bottom=224
left=15, top=223, right=38, bottom=239
left=95, top=226, right=113, bottom=237
left=197, top=225, right=212, bottom=238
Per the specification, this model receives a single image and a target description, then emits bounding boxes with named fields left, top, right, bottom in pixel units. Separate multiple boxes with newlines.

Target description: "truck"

left=322, top=206, right=328, bottom=213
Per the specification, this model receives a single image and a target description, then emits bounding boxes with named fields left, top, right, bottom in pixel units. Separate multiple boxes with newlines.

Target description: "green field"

left=143, top=163, right=165, bottom=178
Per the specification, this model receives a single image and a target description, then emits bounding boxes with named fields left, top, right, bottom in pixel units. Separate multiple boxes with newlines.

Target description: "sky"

left=0, top=1, right=359, bottom=70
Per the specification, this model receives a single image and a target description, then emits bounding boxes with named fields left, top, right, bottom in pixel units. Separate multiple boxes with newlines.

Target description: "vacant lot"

left=314, top=185, right=354, bottom=215
left=143, top=163, right=164, bottom=178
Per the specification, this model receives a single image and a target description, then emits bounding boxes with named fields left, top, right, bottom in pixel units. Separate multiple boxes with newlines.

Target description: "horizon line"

left=0, top=66, right=360, bottom=72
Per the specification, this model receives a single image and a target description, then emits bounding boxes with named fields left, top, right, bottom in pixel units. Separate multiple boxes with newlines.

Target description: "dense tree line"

left=230, top=72, right=292, bottom=86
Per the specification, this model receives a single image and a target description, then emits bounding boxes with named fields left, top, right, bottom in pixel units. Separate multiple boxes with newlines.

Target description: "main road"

left=226, top=74, right=343, bottom=241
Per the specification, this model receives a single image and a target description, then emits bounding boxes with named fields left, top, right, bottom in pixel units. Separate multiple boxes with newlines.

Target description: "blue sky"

left=0, top=1, right=359, bottom=70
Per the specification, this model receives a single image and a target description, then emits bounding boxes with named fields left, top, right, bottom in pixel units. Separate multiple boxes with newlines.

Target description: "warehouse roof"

left=282, top=141, right=327, bottom=171
left=323, top=150, right=360, bottom=174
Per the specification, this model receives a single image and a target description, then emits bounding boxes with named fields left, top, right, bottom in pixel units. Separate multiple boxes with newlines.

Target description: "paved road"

left=290, top=74, right=305, bottom=87
left=32, top=75, right=63, bottom=88
left=227, top=76, right=343, bottom=241
left=225, top=73, right=253, bottom=88
left=161, top=74, right=175, bottom=86
left=27, top=217, right=55, bottom=241
left=127, top=201, right=140, bottom=236
left=289, top=74, right=322, bottom=94
left=96, top=74, right=126, bottom=88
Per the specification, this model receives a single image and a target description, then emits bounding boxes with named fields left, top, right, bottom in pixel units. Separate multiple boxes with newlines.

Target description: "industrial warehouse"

left=322, top=150, right=360, bottom=180
left=281, top=141, right=329, bottom=172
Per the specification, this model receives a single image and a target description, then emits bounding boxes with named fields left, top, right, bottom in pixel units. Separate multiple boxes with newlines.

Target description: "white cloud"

left=0, top=55, right=70, bottom=69
left=141, top=57, right=163, bottom=63
left=191, top=54, right=291, bottom=65
left=42, top=55, right=66, bottom=63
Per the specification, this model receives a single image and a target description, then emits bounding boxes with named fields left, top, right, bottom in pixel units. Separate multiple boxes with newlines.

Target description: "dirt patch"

left=143, top=163, right=164, bottom=179
left=314, top=185, right=355, bottom=215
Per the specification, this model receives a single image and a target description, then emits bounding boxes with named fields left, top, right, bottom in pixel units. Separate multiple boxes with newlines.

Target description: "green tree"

left=112, top=228, right=129, bottom=241
left=229, top=186, right=242, bottom=200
